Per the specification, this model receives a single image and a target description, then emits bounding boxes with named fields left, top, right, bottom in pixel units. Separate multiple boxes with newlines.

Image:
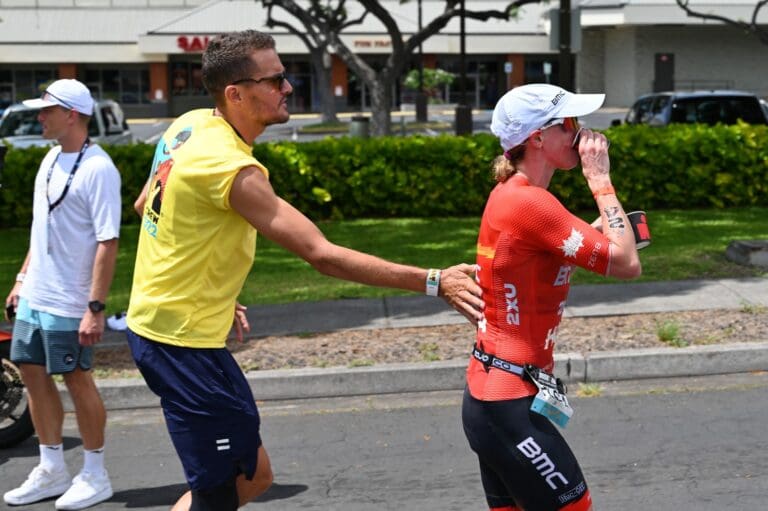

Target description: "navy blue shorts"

left=126, top=328, right=262, bottom=491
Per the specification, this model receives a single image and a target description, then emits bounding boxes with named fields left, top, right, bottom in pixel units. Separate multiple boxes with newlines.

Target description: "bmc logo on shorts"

left=63, top=354, right=75, bottom=365
left=516, top=436, right=568, bottom=490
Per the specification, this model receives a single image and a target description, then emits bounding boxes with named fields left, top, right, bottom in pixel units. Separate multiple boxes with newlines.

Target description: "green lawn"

left=1, top=207, right=765, bottom=313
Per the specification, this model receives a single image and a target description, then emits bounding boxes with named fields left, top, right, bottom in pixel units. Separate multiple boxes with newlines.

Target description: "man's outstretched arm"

left=229, top=166, right=484, bottom=324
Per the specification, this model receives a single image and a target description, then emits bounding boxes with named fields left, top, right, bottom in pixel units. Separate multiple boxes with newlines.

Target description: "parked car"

left=0, top=99, right=134, bottom=148
left=618, top=90, right=768, bottom=127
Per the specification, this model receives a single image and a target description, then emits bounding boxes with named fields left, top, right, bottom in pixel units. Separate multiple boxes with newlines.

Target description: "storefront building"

left=0, top=0, right=765, bottom=118
left=578, top=1, right=768, bottom=107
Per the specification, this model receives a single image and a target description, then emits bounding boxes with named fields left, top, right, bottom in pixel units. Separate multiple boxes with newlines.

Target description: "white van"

left=0, top=99, right=134, bottom=148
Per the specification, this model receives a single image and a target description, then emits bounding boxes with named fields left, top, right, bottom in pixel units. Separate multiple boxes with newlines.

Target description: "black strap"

left=46, top=138, right=90, bottom=215
left=472, top=344, right=526, bottom=377
left=472, top=345, right=567, bottom=394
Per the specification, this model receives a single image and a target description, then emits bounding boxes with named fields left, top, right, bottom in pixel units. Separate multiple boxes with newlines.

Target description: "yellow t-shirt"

left=127, top=109, right=268, bottom=348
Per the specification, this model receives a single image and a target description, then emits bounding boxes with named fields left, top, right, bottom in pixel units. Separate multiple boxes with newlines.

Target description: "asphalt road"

left=1, top=372, right=766, bottom=510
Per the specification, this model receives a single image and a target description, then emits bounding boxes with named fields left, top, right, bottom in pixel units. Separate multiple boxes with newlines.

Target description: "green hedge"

left=0, top=143, right=156, bottom=228
left=252, top=134, right=497, bottom=220
left=2, top=123, right=767, bottom=228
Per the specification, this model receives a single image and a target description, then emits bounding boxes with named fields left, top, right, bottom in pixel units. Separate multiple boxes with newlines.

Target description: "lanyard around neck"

left=46, top=138, right=90, bottom=215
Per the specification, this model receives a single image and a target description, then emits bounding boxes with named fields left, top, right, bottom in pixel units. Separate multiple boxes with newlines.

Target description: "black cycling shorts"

left=461, top=388, right=592, bottom=511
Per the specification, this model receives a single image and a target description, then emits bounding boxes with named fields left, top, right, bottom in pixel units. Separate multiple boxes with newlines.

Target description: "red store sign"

left=177, top=36, right=211, bottom=52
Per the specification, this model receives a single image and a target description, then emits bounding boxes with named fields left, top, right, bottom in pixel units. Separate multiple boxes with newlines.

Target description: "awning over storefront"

left=138, top=0, right=552, bottom=56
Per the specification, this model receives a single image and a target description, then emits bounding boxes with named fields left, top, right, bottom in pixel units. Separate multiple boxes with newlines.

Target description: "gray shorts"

left=10, top=298, right=93, bottom=375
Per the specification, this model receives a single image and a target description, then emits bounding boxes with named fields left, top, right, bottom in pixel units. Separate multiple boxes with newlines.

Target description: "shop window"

left=102, top=69, right=121, bottom=102
left=433, top=57, right=500, bottom=108
left=284, top=60, right=312, bottom=112
left=524, top=57, right=559, bottom=86
left=0, top=85, right=13, bottom=111
left=171, top=62, right=206, bottom=96
left=0, top=70, right=13, bottom=111
left=121, top=69, right=141, bottom=103
left=11, top=68, right=56, bottom=102
left=83, top=66, right=150, bottom=104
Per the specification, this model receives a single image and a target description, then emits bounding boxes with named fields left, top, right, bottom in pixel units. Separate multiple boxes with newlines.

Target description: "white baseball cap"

left=491, top=83, right=605, bottom=151
left=23, top=79, right=94, bottom=116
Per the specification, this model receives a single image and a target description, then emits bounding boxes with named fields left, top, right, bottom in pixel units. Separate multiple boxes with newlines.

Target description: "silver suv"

left=623, top=90, right=768, bottom=126
left=0, top=99, right=134, bottom=148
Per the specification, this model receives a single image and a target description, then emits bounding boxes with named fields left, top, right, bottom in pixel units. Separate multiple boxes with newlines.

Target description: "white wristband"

left=426, top=269, right=441, bottom=297
left=15, top=272, right=26, bottom=283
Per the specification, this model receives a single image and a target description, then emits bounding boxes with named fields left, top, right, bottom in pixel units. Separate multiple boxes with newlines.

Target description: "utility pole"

left=415, top=0, right=428, bottom=122
left=558, top=0, right=574, bottom=90
left=455, top=0, right=472, bottom=135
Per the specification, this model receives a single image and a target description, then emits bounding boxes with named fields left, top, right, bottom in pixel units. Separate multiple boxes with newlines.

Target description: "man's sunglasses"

left=42, top=90, right=76, bottom=111
left=231, top=72, right=288, bottom=90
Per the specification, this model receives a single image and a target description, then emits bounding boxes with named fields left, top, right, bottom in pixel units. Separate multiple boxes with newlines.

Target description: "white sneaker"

left=54, top=470, right=113, bottom=510
left=3, top=464, right=71, bottom=506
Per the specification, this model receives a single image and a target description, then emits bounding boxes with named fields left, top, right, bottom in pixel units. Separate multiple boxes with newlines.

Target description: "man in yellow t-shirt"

left=128, top=30, right=483, bottom=511
left=130, top=109, right=263, bottom=348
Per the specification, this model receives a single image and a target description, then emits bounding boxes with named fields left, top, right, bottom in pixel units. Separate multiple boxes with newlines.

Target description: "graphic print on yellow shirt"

left=128, top=109, right=268, bottom=348
left=142, top=127, right=191, bottom=238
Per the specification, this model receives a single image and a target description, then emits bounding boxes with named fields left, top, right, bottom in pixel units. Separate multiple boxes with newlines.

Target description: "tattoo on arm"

left=604, top=206, right=626, bottom=236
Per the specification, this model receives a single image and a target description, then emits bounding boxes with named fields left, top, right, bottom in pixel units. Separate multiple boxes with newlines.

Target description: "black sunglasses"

left=42, top=90, right=76, bottom=110
left=231, top=72, right=288, bottom=90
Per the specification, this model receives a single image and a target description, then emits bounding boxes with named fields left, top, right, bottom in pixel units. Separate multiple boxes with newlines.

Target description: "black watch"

left=88, top=300, right=106, bottom=313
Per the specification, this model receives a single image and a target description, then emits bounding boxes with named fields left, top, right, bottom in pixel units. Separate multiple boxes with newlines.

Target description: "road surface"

left=5, top=372, right=761, bottom=510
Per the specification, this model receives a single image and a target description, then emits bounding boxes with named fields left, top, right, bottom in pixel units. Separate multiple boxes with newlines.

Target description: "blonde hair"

left=493, top=144, right=525, bottom=182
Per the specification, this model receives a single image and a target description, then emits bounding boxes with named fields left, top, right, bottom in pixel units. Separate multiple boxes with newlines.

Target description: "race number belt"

left=471, top=344, right=525, bottom=376
left=471, top=344, right=573, bottom=428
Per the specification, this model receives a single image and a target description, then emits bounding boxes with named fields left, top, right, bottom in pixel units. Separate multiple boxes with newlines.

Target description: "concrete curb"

left=62, top=342, right=768, bottom=411
left=584, top=342, right=768, bottom=381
